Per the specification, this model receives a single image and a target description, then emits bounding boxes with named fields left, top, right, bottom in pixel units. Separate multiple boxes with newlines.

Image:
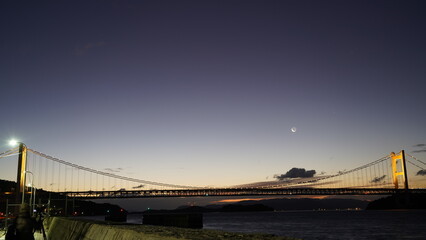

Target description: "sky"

left=1, top=0, right=426, bottom=207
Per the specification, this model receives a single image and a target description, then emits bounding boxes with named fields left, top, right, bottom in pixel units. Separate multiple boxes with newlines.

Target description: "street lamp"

left=9, top=139, right=19, bottom=146
left=26, top=171, right=34, bottom=211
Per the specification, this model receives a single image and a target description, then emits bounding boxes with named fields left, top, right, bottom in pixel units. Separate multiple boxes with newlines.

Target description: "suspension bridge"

left=1, top=143, right=426, bottom=203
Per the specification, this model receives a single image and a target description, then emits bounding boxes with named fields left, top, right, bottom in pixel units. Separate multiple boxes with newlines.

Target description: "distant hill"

left=366, top=193, right=426, bottom=210
left=234, top=198, right=369, bottom=211
left=0, top=179, right=16, bottom=192
left=148, top=198, right=369, bottom=213
left=145, top=204, right=274, bottom=214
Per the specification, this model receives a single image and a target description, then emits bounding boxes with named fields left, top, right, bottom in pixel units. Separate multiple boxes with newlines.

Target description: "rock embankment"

left=44, top=217, right=298, bottom=240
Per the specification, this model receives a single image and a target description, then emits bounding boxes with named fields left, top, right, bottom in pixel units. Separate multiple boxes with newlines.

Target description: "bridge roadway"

left=60, top=188, right=426, bottom=199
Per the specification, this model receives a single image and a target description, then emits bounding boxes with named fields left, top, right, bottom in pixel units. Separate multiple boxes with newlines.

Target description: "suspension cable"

left=406, top=153, right=426, bottom=166
left=0, top=147, right=19, bottom=159
left=407, top=160, right=425, bottom=170
left=306, top=155, right=391, bottom=183
left=27, top=148, right=199, bottom=189
left=269, top=155, right=391, bottom=188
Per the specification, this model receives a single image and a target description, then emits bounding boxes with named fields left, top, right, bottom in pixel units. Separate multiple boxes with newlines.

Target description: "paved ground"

left=34, top=231, right=47, bottom=240
left=0, top=230, right=46, bottom=240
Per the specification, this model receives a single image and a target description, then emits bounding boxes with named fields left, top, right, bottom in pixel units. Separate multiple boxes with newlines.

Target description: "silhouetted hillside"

left=145, top=204, right=274, bottom=214
left=221, top=204, right=274, bottom=212
left=148, top=198, right=369, bottom=214
left=366, top=193, right=426, bottom=210
left=0, top=179, right=16, bottom=192
left=229, top=198, right=369, bottom=210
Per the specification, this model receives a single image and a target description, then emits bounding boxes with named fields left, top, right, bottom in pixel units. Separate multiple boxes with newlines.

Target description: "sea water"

left=202, top=210, right=426, bottom=240
left=82, top=210, right=426, bottom=240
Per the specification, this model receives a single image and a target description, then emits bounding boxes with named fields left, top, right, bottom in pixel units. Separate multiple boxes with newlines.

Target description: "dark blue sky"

left=1, top=1, right=426, bottom=191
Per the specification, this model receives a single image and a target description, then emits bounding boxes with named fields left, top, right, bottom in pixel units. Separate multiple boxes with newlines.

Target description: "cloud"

left=73, top=41, right=106, bottom=55
left=412, top=149, right=426, bottom=153
left=370, top=175, right=386, bottom=183
left=275, top=168, right=316, bottom=180
left=412, top=144, right=426, bottom=153
left=416, top=170, right=426, bottom=176
left=104, top=167, right=122, bottom=173
left=132, top=184, right=145, bottom=189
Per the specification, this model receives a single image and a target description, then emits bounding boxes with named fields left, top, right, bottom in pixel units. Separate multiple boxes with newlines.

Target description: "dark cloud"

left=275, top=168, right=316, bottom=180
left=416, top=170, right=426, bottom=176
left=133, top=184, right=144, bottom=189
left=413, top=144, right=426, bottom=147
left=370, top=175, right=386, bottom=183
left=412, top=149, right=426, bottom=153
left=412, top=144, right=426, bottom=153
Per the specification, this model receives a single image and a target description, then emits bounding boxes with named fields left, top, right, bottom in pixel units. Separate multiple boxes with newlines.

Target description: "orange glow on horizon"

left=210, top=196, right=342, bottom=204
left=210, top=197, right=276, bottom=204
left=308, top=196, right=329, bottom=199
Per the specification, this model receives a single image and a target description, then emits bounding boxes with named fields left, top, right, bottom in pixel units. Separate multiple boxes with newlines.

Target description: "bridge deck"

left=57, top=188, right=426, bottom=199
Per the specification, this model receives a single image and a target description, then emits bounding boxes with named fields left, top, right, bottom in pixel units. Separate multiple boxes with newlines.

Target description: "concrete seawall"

left=44, top=217, right=298, bottom=240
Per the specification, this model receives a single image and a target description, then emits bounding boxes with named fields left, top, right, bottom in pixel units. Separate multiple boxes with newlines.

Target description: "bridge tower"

left=16, top=142, right=27, bottom=203
left=390, top=150, right=409, bottom=190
